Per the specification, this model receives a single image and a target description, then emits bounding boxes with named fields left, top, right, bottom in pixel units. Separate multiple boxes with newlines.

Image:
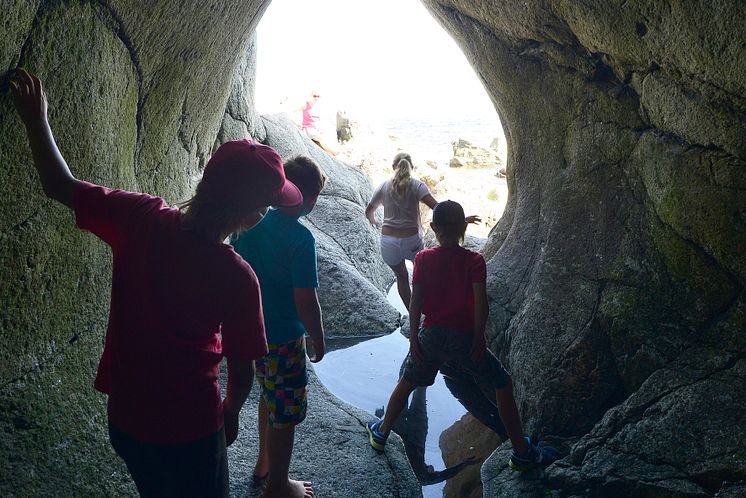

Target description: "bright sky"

left=254, top=0, right=498, bottom=122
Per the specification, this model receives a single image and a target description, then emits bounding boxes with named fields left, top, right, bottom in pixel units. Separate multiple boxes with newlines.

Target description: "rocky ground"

left=223, top=367, right=422, bottom=498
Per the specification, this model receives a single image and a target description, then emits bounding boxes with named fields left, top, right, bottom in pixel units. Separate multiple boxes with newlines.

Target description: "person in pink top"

left=296, top=90, right=338, bottom=156
left=10, top=68, right=303, bottom=497
left=365, top=200, right=560, bottom=471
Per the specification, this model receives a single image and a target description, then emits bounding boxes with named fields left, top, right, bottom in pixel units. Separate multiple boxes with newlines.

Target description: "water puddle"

left=314, top=273, right=504, bottom=497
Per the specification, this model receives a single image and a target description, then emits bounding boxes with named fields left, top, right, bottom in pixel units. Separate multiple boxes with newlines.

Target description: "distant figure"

left=365, top=152, right=480, bottom=311
left=365, top=200, right=560, bottom=472
left=231, top=156, right=327, bottom=498
left=10, top=69, right=302, bottom=497
left=297, top=90, right=338, bottom=156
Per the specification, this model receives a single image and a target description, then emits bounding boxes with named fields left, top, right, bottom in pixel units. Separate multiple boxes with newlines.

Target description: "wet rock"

left=441, top=414, right=501, bottom=498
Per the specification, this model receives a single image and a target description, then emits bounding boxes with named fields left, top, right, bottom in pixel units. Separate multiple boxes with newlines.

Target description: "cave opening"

left=254, top=0, right=509, bottom=238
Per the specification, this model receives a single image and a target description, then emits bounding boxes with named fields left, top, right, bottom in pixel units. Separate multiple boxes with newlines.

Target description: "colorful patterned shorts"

left=256, top=336, right=308, bottom=429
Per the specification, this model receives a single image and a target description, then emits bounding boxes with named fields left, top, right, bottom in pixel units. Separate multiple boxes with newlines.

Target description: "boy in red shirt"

left=10, top=69, right=302, bottom=497
left=366, top=200, right=559, bottom=471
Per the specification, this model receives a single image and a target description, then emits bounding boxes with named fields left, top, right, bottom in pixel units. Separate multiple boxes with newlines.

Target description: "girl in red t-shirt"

left=366, top=200, right=560, bottom=471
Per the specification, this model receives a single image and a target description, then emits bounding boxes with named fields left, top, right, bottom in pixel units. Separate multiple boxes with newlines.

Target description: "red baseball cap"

left=200, top=139, right=302, bottom=208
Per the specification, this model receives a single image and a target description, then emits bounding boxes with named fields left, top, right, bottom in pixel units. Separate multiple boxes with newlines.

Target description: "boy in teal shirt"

left=231, top=155, right=326, bottom=498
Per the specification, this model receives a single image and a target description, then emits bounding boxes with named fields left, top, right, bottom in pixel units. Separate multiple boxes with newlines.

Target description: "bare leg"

left=263, top=425, right=314, bottom=498
left=496, top=380, right=529, bottom=455
left=391, top=262, right=411, bottom=311
left=253, top=397, right=270, bottom=479
left=312, top=137, right=338, bottom=156
left=380, top=377, right=417, bottom=434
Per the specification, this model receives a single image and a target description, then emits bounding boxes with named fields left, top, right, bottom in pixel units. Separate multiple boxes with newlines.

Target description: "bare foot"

left=263, top=478, right=314, bottom=498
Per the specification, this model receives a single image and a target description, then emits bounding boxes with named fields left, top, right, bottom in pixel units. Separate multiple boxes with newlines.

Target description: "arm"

left=223, top=357, right=255, bottom=446
left=365, top=202, right=381, bottom=227
left=366, top=186, right=384, bottom=227
left=470, top=282, right=488, bottom=361
left=409, top=283, right=425, bottom=362
left=465, top=215, right=482, bottom=224
left=10, top=69, right=82, bottom=208
left=421, top=194, right=437, bottom=210
left=294, top=287, right=325, bottom=363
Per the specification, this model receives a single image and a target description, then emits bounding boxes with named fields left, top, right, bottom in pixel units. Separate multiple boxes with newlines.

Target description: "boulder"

left=225, top=367, right=421, bottom=498
left=336, top=110, right=354, bottom=142
left=449, top=138, right=502, bottom=169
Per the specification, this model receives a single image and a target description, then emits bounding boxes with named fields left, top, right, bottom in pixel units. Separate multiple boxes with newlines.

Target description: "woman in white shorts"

left=366, top=152, right=481, bottom=310
left=366, top=152, right=434, bottom=310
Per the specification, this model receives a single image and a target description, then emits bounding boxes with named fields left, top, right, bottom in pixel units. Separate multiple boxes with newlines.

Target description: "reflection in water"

left=314, top=332, right=503, bottom=496
left=375, top=379, right=479, bottom=485
left=316, top=275, right=503, bottom=496
left=440, top=363, right=505, bottom=438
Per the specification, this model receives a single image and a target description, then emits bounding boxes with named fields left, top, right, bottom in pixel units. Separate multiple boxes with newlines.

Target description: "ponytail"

left=390, top=153, right=413, bottom=199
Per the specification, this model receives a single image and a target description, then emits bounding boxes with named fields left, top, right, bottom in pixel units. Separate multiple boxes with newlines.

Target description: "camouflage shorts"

left=403, top=326, right=510, bottom=390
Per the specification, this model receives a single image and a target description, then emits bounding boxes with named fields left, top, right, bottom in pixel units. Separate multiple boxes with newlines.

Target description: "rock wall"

left=1, top=1, right=398, bottom=495
left=420, top=1, right=746, bottom=496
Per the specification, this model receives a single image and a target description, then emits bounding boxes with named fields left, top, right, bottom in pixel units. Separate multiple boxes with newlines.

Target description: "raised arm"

left=421, top=194, right=437, bottom=210
left=294, top=288, right=326, bottom=363
left=470, top=282, right=488, bottom=362
left=420, top=193, right=481, bottom=224
left=223, top=357, right=255, bottom=446
left=10, top=69, right=81, bottom=208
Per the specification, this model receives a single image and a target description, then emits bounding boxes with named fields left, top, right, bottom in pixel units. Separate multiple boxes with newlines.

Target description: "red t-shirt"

left=412, top=246, right=487, bottom=331
left=74, top=182, right=268, bottom=444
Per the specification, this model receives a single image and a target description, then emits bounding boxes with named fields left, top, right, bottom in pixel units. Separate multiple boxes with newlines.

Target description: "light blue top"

left=231, top=209, right=318, bottom=344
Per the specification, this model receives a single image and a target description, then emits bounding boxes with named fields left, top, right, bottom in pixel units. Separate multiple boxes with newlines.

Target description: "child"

left=10, top=69, right=303, bottom=497
left=365, top=152, right=479, bottom=311
left=231, top=155, right=327, bottom=498
left=365, top=200, right=559, bottom=471
left=295, top=90, right=338, bottom=156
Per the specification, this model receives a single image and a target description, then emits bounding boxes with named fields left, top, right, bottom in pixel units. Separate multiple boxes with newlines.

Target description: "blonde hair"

left=391, top=152, right=413, bottom=200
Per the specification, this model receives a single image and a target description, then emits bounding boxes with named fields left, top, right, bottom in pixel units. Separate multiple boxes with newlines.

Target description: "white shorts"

left=380, top=233, right=423, bottom=267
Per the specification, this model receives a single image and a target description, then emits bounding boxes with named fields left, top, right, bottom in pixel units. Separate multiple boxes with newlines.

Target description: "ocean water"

left=381, top=114, right=504, bottom=167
